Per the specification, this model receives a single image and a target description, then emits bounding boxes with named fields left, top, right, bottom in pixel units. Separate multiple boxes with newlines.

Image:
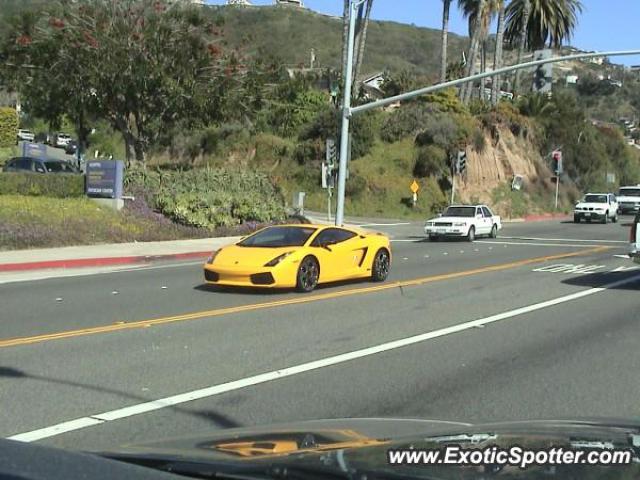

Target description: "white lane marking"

left=390, top=239, right=420, bottom=243
left=614, top=254, right=631, bottom=259
left=477, top=241, right=606, bottom=248
left=9, top=272, right=640, bottom=443
left=533, top=264, right=606, bottom=274
left=0, top=261, right=203, bottom=285
left=612, top=265, right=638, bottom=272
left=501, top=236, right=627, bottom=244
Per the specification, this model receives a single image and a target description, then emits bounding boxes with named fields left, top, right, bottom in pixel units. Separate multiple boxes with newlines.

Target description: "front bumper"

left=574, top=211, right=606, bottom=220
left=618, top=204, right=640, bottom=213
left=424, top=226, right=468, bottom=237
left=203, top=264, right=295, bottom=288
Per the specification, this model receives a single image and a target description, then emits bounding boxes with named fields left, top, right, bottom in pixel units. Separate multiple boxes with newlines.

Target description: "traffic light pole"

left=335, top=0, right=362, bottom=227
left=555, top=176, right=560, bottom=210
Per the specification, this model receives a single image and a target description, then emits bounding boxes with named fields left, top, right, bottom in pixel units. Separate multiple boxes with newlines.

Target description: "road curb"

left=522, top=213, right=571, bottom=222
left=0, top=250, right=212, bottom=273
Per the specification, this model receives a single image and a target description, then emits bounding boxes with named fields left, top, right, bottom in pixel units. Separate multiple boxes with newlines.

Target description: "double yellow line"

left=0, top=246, right=609, bottom=349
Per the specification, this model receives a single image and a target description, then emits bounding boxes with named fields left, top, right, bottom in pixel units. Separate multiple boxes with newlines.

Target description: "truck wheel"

left=490, top=225, right=498, bottom=238
left=602, top=213, right=609, bottom=224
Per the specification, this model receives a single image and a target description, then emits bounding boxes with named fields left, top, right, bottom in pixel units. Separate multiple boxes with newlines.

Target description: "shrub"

left=0, top=172, right=85, bottom=198
left=0, top=107, right=18, bottom=148
left=126, top=166, right=286, bottom=229
left=380, top=103, right=439, bottom=143
left=413, top=145, right=447, bottom=177
left=345, top=174, right=367, bottom=196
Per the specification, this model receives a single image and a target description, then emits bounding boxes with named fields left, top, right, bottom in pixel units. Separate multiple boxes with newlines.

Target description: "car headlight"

left=425, top=222, right=434, bottom=227
left=453, top=222, right=466, bottom=227
left=264, top=252, right=293, bottom=267
left=206, top=249, right=220, bottom=264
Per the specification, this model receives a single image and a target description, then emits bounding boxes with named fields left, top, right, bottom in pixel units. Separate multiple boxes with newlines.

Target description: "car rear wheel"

left=371, top=249, right=390, bottom=282
left=428, top=235, right=438, bottom=242
left=296, top=256, right=319, bottom=293
left=467, top=226, right=475, bottom=242
left=490, top=224, right=498, bottom=238
left=612, top=213, right=618, bottom=223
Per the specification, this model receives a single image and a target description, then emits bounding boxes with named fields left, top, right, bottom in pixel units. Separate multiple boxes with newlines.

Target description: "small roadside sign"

left=410, top=180, right=420, bottom=194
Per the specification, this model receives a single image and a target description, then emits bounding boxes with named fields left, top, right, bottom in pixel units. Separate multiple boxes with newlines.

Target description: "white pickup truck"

left=617, top=186, right=640, bottom=215
left=425, top=204, right=502, bottom=242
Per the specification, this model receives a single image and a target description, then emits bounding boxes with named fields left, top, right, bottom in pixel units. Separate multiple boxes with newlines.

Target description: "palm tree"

left=459, top=0, right=492, bottom=103
left=440, top=0, right=452, bottom=83
left=341, top=0, right=350, bottom=77
left=505, top=0, right=583, bottom=94
left=490, top=0, right=506, bottom=105
left=352, top=0, right=373, bottom=97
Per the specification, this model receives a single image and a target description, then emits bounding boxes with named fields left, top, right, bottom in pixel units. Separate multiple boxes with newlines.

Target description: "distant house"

left=274, top=0, right=303, bottom=6
left=566, top=75, right=579, bottom=85
left=360, top=72, right=386, bottom=100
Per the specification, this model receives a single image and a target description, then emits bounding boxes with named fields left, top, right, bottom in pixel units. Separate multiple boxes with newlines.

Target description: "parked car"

left=424, top=204, right=502, bottom=242
left=16, top=129, right=35, bottom=143
left=573, top=193, right=618, bottom=223
left=65, top=140, right=78, bottom=155
left=2, top=157, right=79, bottom=174
left=51, top=133, right=73, bottom=148
left=616, top=185, right=640, bottom=214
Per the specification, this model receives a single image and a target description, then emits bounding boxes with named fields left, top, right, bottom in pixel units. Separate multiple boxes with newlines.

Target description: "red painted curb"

left=523, top=213, right=571, bottom=222
left=0, top=250, right=212, bottom=273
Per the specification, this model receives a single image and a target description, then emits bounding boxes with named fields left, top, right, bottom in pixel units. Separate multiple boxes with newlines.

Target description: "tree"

left=491, top=0, right=506, bottom=105
left=440, top=0, right=452, bottom=84
left=505, top=0, right=583, bottom=93
left=1, top=0, right=248, bottom=163
left=352, top=0, right=373, bottom=97
left=459, top=0, right=491, bottom=104
left=505, top=0, right=583, bottom=50
left=510, top=0, right=530, bottom=96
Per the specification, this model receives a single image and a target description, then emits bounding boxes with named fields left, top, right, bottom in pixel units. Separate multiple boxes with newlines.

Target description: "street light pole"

left=335, top=0, right=362, bottom=227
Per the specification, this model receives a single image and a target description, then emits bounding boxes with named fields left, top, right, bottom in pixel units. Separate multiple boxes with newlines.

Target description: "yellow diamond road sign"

left=410, top=180, right=420, bottom=194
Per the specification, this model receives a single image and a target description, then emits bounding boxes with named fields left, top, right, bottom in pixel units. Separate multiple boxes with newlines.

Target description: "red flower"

left=49, top=17, right=65, bottom=29
left=207, top=44, right=222, bottom=57
left=16, top=35, right=32, bottom=46
left=83, top=30, right=98, bottom=48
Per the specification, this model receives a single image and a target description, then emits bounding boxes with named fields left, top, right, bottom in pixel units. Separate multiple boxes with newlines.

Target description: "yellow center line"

left=0, top=246, right=610, bottom=349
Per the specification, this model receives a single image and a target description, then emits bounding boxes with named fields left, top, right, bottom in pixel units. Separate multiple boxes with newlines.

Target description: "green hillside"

left=208, top=5, right=469, bottom=78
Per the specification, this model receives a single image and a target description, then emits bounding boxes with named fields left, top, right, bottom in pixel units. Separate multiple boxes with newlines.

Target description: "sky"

left=207, top=0, right=640, bottom=66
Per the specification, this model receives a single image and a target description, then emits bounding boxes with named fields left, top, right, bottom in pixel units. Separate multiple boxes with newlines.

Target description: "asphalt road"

left=1, top=217, right=638, bottom=453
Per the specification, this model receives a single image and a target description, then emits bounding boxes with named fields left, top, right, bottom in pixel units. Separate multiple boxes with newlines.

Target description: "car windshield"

left=238, top=226, right=316, bottom=247
left=619, top=188, right=640, bottom=196
left=584, top=194, right=608, bottom=203
left=443, top=206, right=476, bottom=217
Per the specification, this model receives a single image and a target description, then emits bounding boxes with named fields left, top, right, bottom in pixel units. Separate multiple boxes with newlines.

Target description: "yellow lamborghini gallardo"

left=203, top=224, right=391, bottom=292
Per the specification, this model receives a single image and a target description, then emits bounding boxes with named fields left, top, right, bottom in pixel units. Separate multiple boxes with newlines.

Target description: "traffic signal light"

left=533, top=65, right=547, bottom=92
left=326, top=138, right=337, bottom=164
left=456, top=150, right=467, bottom=175
left=552, top=150, right=562, bottom=175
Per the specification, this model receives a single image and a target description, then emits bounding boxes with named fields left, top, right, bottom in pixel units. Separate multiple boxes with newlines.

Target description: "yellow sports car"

left=203, top=224, right=391, bottom=292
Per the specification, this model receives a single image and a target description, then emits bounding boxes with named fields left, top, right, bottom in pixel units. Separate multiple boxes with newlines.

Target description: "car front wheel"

left=371, top=249, right=390, bottom=282
left=467, top=226, right=475, bottom=242
left=490, top=224, right=498, bottom=238
left=296, top=256, right=319, bottom=293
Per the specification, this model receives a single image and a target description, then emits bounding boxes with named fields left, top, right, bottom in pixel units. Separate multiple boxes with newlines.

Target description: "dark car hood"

left=98, top=417, right=640, bottom=465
